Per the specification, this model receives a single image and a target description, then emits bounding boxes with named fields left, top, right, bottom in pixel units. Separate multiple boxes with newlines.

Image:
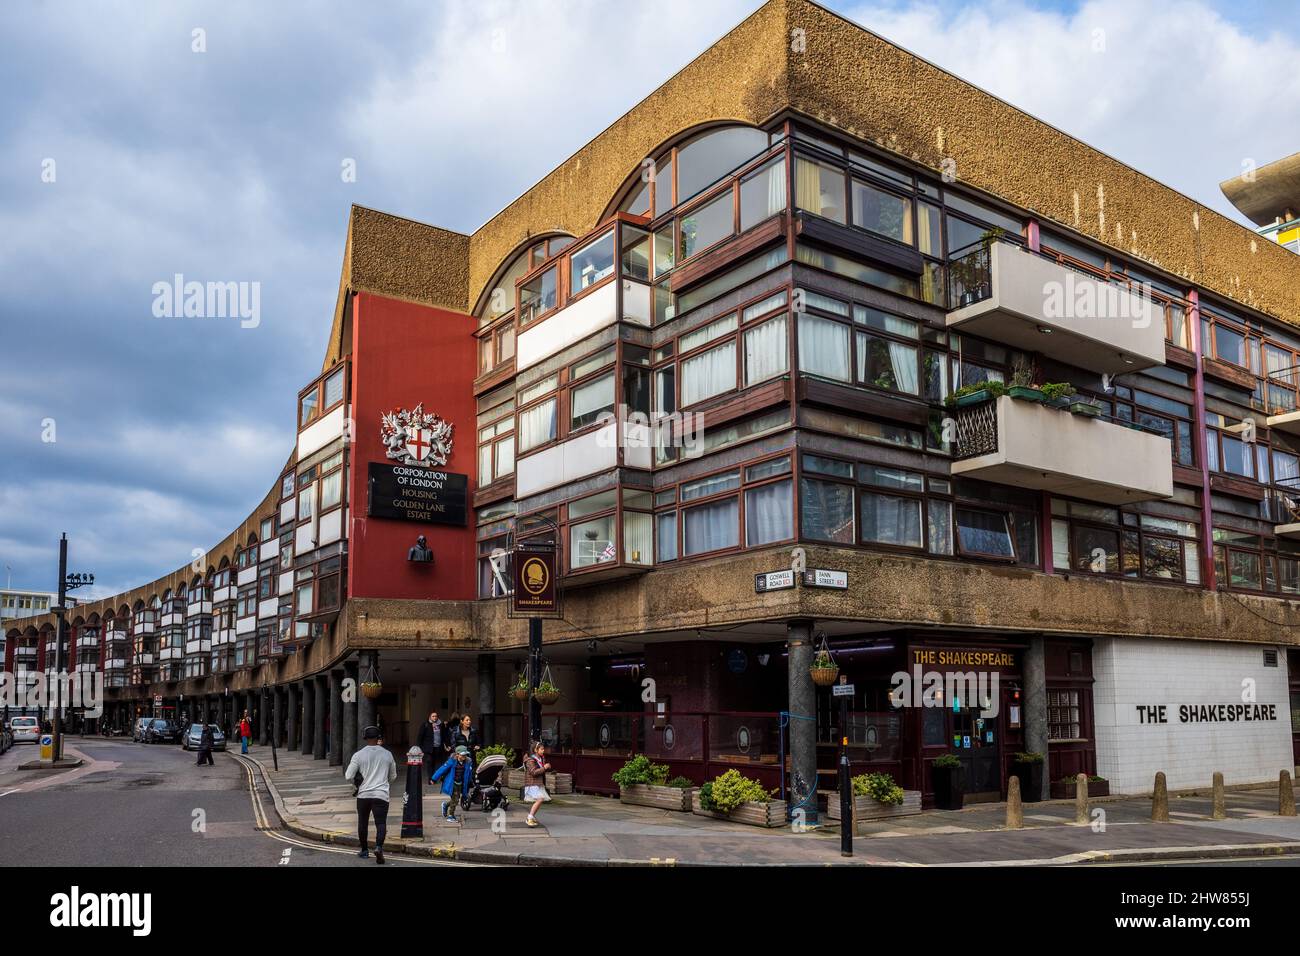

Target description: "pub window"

left=1047, top=690, right=1082, bottom=740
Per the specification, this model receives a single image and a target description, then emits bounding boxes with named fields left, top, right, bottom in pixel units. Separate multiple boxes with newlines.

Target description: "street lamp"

left=52, top=533, right=94, bottom=761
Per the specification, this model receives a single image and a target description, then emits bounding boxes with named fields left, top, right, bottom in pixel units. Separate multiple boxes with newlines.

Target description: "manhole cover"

left=126, top=777, right=160, bottom=787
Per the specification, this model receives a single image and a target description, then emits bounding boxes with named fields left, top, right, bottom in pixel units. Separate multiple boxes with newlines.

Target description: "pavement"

left=235, top=746, right=1300, bottom=866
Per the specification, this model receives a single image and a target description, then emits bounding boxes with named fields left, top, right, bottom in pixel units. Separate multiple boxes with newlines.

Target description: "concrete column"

left=357, top=652, right=376, bottom=751
left=342, top=661, right=359, bottom=770
left=786, top=619, right=817, bottom=823
left=258, top=690, right=271, bottom=745
left=272, top=687, right=284, bottom=748
left=328, top=670, right=343, bottom=766
left=301, top=680, right=315, bottom=756
left=312, top=676, right=327, bottom=760
left=1023, top=635, right=1050, bottom=801
left=477, top=653, right=496, bottom=746
left=287, top=682, right=299, bottom=752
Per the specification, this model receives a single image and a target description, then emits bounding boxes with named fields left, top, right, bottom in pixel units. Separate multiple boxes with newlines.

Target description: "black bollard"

left=401, top=746, right=425, bottom=839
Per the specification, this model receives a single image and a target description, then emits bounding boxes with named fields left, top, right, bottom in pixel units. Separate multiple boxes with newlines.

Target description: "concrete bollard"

left=1006, top=775, right=1023, bottom=829
left=1280, top=770, right=1296, bottom=818
left=1074, top=773, right=1089, bottom=825
left=1211, top=772, right=1226, bottom=820
left=1152, top=772, right=1169, bottom=823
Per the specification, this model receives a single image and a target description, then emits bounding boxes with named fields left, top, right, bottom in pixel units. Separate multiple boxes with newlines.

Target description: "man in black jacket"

left=196, top=723, right=215, bottom=767
left=415, top=711, right=444, bottom=782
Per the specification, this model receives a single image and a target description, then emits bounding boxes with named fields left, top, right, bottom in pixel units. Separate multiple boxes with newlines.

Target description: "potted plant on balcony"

left=931, top=753, right=965, bottom=810
left=1010, top=751, right=1046, bottom=803
left=1006, top=361, right=1042, bottom=402
left=614, top=755, right=694, bottom=811
left=945, top=379, right=1007, bottom=409
left=1069, top=398, right=1102, bottom=417
left=693, top=769, right=787, bottom=827
left=1038, top=381, right=1074, bottom=405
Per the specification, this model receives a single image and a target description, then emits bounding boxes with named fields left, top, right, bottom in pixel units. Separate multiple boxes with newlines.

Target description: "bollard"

left=1074, top=773, right=1089, bottom=825
left=1210, top=771, right=1226, bottom=820
left=1005, top=775, right=1023, bottom=829
left=1152, top=771, right=1169, bottom=823
left=1280, top=770, right=1296, bottom=818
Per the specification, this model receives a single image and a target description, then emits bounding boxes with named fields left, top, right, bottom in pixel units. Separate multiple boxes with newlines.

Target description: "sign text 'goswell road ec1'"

left=367, top=463, right=467, bottom=526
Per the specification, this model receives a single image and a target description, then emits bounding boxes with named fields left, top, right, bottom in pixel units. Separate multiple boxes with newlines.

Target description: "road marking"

left=0, top=789, right=20, bottom=798
left=227, top=753, right=477, bottom=866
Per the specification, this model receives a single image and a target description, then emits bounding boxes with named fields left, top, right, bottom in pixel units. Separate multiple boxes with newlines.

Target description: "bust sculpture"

left=408, top=534, right=433, bottom=563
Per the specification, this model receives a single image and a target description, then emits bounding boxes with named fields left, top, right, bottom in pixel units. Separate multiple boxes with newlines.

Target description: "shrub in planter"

left=852, top=772, right=905, bottom=806
left=611, top=754, right=670, bottom=790
left=666, top=776, right=694, bottom=789
left=1010, top=751, right=1045, bottom=803
left=1051, top=774, right=1110, bottom=799
left=478, top=744, right=515, bottom=767
left=945, top=380, right=1007, bottom=409
left=699, top=770, right=770, bottom=813
left=932, top=754, right=965, bottom=811
left=1038, top=381, right=1074, bottom=403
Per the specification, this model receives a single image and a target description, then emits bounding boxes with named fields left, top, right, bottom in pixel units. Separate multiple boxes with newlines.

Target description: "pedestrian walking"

left=523, top=740, right=552, bottom=828
left=450, top=713, right=480, bottom=762
left=196, top=723, right=215, bottom=767
left=238, top=711, right=252, bottom=754
left=416, top=710, right=445, bottom=783
left=431, top=745, right=474, bottom=822
left=443, top=712, right=460, bottom=757
left=344, top=725, right=397, bottom=864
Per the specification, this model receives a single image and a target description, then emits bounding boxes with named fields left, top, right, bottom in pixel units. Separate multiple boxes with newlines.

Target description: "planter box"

left=620, top=783, right=693, bottom=812
left=691, top=792, right=787, bottom=828
left=953, top=389, right=994, bottom=408
left=1010, top=761, right=1045, bottom=803
left=932, top=765, right=965, bottom=810
left=1050, top=778, right=1111, bottom=800
left=1069, top=401, right=1101, bottom=417
left=1007, top=386, right=1043, bottom=402
left=502, top=769, right=572, bottom=793
left=824, top=790, right=922, bottom=823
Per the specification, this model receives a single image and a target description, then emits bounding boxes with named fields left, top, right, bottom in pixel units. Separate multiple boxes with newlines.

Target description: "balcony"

left=952, top=395, right=1173, bottom=504
left=946, top=240, right=1165, bottom=374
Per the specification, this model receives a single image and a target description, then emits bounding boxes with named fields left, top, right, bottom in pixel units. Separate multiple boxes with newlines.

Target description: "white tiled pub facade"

left=1092, top=637, right=1294, bottom=793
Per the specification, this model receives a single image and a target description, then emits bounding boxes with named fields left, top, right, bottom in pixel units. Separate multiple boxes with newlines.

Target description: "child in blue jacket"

left=431, top=745, right=474, bottom=822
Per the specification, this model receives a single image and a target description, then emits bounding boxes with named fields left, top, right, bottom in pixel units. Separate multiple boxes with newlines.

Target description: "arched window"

left=617, top=124, right=772, bottom=220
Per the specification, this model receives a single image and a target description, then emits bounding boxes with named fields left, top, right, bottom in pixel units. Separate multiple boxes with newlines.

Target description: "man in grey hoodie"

left=344, top=725, right=398, bottom=864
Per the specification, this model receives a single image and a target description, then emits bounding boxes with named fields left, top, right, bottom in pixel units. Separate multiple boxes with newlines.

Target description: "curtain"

left=656, top=512, right=678, bottom=562
left=860, top=492, right=922, bottom=547
left=768, top=158, right=788, bottom=217
left=518, top=399, right=556, bottom=451
left=798, top=315, right=850, bottom=382
left=888, top=341, right=919, bottom=394
left=683, top=498, right=739, bottom=555
left=623, top=512, right=652, bottom=565
left=744, top=317, right=788, bottom=386
left=745, top=481, right=793, bottom=546
left=571, top=374, right=614, bottom=424
left=796, top=157, right=823, bottom=216
left=681, top=342, right=736, bottom=406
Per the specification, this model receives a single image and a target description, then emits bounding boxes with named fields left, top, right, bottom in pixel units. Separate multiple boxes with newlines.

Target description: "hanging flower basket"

left=360, top=681, right=383, bottom=700
left=810, top=637, right=839, bottom=686
left=533, top=663, right=560, bottom=704
left=509, top=678, right=530, bottom=701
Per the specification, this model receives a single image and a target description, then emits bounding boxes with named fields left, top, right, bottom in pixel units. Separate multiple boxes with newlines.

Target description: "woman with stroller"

left=450, top=713, right=480, bottom=762
left=523, top=740, right=551, bottom=828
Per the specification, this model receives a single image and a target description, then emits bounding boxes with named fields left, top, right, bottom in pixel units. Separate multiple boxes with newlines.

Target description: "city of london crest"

left=380, top=404, right=453, bottom=467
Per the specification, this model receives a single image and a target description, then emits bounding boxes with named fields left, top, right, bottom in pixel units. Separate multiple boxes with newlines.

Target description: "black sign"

left=511, top=544, right=559, bottom=616
left=367, top=462, right=468, bottom=526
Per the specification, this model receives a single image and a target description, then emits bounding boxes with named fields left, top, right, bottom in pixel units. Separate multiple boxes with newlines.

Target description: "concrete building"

left=1221, top=153, right=1300, bottom=253
left=9, top=0, right=1300, bottom=806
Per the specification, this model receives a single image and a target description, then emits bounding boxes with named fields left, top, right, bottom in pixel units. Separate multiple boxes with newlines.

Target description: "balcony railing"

left=947, top=237, right=1166, bottom=374
left=951, top=395, right=1173, bottom=504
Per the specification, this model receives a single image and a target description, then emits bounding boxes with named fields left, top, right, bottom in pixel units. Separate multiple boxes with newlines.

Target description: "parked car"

left=9, top=716, right=40, bottom=744
left=181, top=724, right=226, bottom=752
left=142, top=719, right=180, bottom=744
left=132, top=718, right=153, bottom=742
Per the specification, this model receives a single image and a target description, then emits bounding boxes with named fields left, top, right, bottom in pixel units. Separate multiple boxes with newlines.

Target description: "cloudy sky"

left=1, top=0, right=1298, bottom=601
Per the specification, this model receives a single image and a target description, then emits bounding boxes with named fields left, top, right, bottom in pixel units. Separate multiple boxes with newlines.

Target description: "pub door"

left=951, top=701, right=1001, bottom=803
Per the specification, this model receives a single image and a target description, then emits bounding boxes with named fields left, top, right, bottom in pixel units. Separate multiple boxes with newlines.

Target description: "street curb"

left=229, top=752, right=1300, bottom=867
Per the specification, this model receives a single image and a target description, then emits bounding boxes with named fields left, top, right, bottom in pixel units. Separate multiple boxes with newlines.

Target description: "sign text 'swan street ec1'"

left=367, top=462, right=468, bottom=526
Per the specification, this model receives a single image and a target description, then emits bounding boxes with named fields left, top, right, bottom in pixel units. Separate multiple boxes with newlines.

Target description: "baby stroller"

left=466, top=754, right=510, bottom=812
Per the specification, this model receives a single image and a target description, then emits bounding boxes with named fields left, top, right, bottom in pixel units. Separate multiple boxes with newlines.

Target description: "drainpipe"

left=1189, top=290, right=1218, bottom=590
left=1026, top=220, right=1054, bottom=574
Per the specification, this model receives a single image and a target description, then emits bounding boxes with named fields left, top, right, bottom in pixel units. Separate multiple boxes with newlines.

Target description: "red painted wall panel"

left=347, top=291, right=478, bottom=602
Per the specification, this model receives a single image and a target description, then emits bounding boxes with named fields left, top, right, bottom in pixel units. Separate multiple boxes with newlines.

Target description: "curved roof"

left=1221, top=153, right=1300, bottom=227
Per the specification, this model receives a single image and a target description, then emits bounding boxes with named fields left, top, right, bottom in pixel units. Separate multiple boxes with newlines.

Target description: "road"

left=0, top=737, right=467, bottom=867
